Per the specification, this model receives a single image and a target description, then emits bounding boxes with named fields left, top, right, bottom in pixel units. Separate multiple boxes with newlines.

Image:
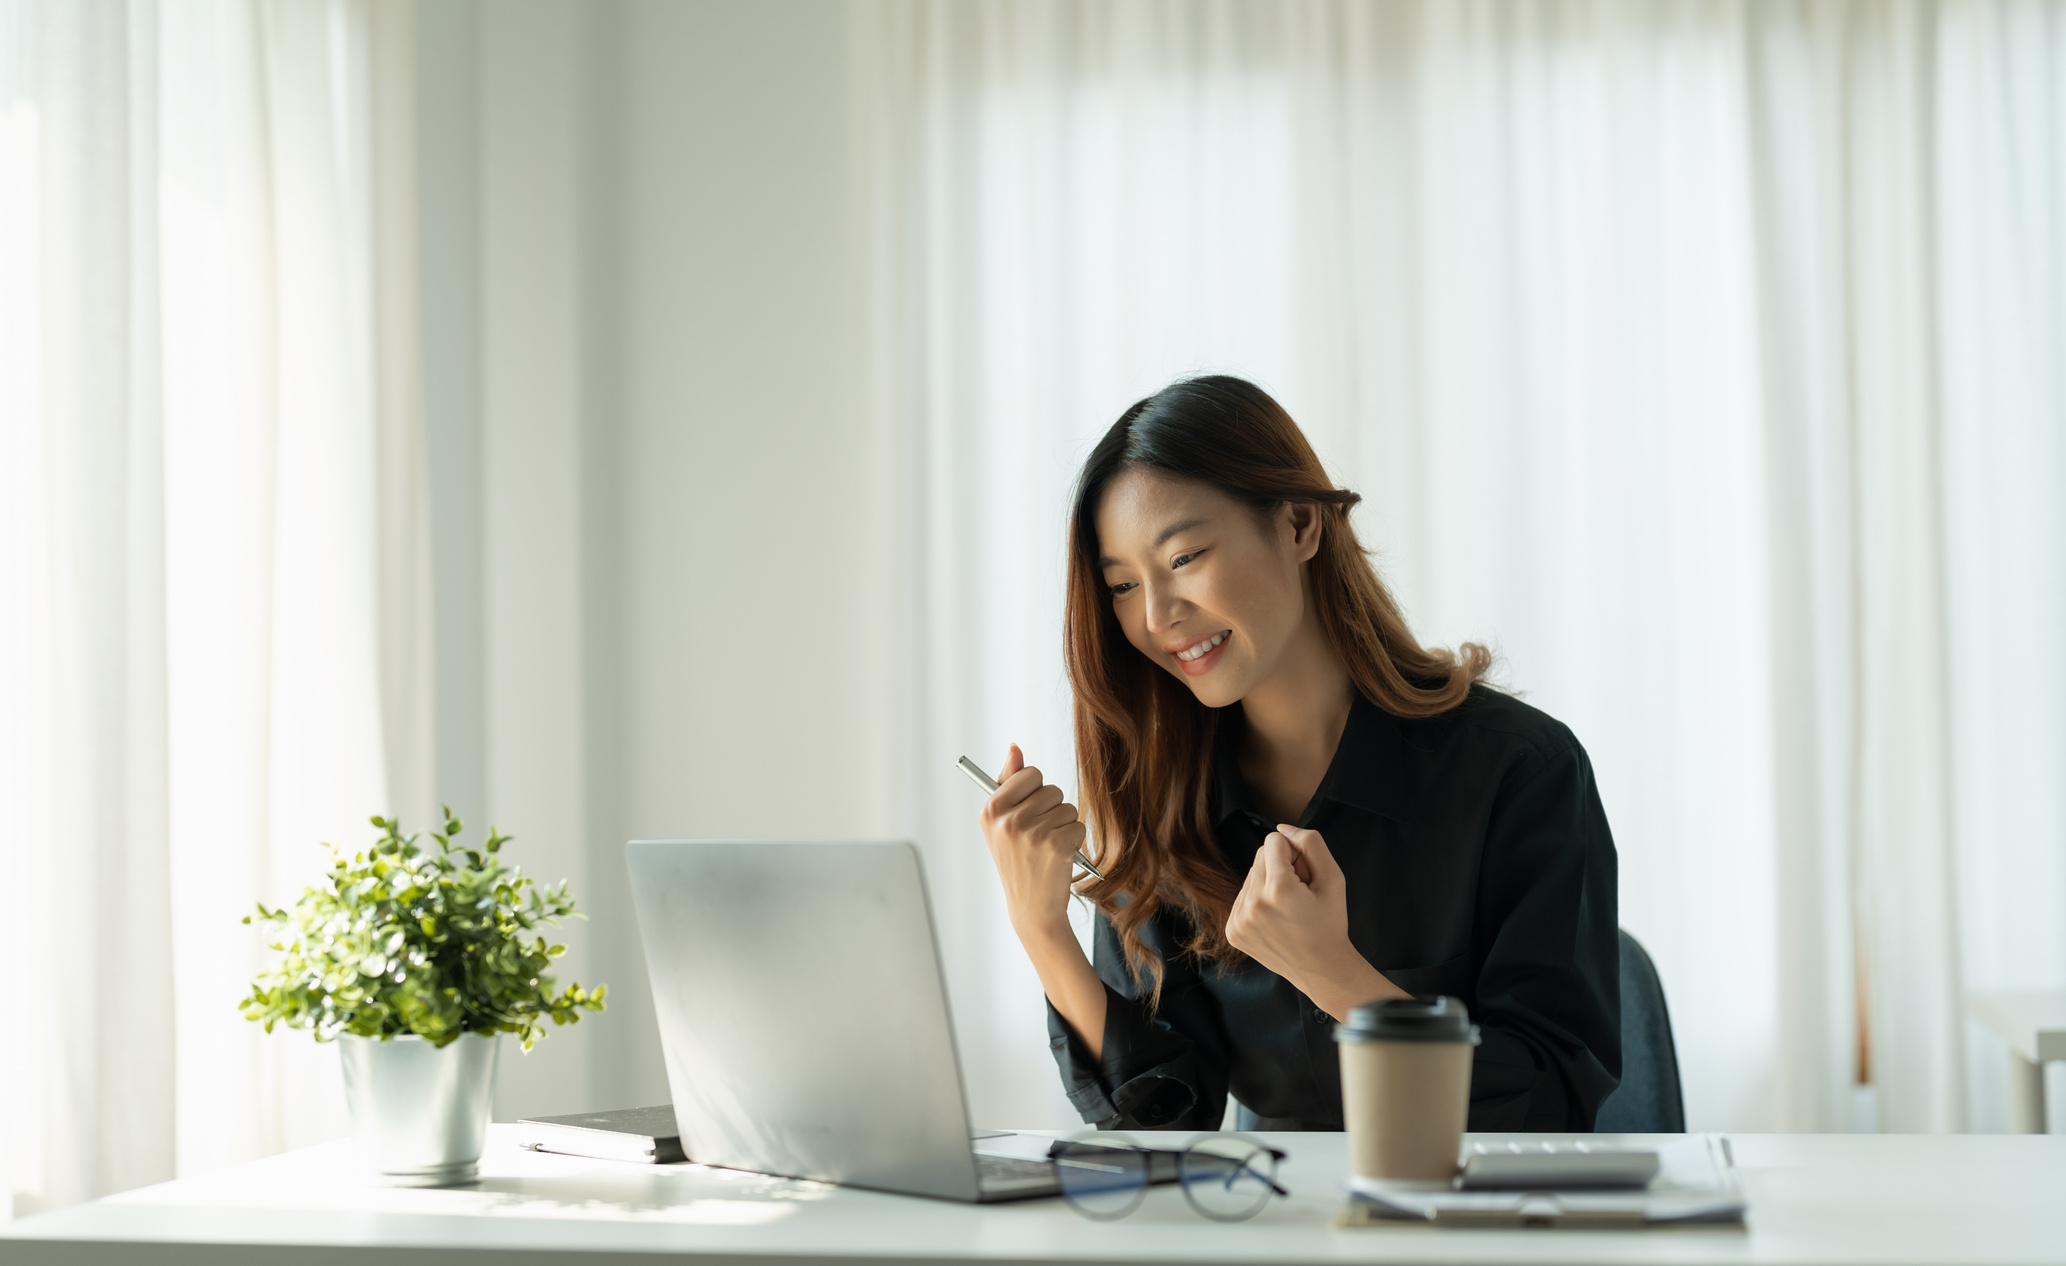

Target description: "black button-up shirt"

left=1046, top=684, right=1621, bottom=1132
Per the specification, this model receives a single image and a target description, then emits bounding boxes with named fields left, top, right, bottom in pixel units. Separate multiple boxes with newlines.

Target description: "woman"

left=978, top=376, right=1620, bottom=1133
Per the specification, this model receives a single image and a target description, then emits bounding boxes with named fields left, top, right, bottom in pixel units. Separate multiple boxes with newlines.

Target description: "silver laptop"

left=625, top=838, right=1062, bottom=1202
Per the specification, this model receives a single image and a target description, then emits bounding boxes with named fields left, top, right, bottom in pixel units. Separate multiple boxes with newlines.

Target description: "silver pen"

left=956, top=754, right=1105, bottom=880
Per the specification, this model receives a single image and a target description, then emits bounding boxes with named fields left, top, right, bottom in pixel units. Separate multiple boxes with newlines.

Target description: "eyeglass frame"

left=1044, top=1131, right=1292, bottom=1222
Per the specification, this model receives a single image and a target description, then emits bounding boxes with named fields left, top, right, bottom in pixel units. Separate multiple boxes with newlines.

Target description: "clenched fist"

left=1226, top=824, right=1404, bottom=1022
left=977, top=745, right=1087, bottom=939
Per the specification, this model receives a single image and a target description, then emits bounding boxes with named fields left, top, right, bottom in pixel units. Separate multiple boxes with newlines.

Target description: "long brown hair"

left=1066, top=376, right=1491, bottom=1002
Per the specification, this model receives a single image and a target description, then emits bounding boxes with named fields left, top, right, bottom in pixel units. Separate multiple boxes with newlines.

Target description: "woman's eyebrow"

left=1100, top=517, right=1210, bottom=567
left=1153, top=517, right=1207, bottom=547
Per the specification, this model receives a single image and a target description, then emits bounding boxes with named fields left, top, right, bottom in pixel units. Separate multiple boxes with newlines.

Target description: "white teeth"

left=1178, top=631, right=1228, bottom=662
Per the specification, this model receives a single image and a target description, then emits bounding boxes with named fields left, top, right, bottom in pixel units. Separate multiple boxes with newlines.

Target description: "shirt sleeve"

left=1045, top=910, right=1231, bottom=1131
left=1467, top=740, right=1623, bottom=1130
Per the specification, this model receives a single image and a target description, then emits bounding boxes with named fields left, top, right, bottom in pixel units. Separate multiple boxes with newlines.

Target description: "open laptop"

left=624, top=838, right=1065, bottom=1202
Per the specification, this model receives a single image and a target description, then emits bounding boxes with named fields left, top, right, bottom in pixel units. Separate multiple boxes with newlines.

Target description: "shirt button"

left=1313, top=1007, right=1331, bottom=1025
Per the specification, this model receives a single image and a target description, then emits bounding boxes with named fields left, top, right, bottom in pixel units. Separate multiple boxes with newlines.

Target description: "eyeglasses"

left=1048, top=1132, right=1290, bottom=1222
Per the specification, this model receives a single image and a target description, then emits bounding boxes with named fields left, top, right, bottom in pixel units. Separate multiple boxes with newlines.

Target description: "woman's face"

left=1094, top=467, right=1321, bottom=709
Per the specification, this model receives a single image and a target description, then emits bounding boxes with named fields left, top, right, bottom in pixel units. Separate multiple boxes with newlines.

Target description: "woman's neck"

left=1235, top=615, right=1354, bottom=826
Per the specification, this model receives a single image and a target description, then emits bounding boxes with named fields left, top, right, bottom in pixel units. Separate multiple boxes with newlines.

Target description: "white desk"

left=4, top=1126, right=2063, bottom=1266
left=1968, top=989, right=2066, bottom=1133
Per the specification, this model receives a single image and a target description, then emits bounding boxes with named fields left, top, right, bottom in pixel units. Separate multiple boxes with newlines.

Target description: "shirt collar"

left=1211, top=691, right=1420, bottom=827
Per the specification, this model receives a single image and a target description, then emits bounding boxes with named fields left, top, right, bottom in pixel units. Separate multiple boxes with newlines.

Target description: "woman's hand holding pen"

left=978, top=744, right=1086, bottom=938
left=1225, top=825, right=1406, bottom=1022
left=977, top=745, right=1107, bottom=1058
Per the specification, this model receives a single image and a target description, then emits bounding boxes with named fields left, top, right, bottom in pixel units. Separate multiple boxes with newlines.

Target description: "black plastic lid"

left=1334, top=995, right=1479, bottom=1044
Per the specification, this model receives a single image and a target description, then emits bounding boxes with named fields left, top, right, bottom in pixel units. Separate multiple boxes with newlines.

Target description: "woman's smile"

left=1171, top=629, right=1232, bottom=674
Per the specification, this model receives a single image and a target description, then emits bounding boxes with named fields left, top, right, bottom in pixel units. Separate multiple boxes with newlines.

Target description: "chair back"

left=1594, top=927, right=1686, bottom=1132
left=1237, top=929, right=1686, bottom=1132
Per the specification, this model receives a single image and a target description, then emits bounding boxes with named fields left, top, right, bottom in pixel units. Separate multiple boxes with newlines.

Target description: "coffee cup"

left=1336, top=995, right=1479, bottom=1185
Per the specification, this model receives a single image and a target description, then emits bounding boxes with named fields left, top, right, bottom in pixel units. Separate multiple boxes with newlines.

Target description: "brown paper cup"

left=1336, top=995, right=1478, bottom=1185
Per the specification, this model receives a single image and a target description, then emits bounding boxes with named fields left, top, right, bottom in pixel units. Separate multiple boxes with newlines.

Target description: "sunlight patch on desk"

left=106, top=1149, right=836, bottom=1228
left=110, top=1180, right=813, bottom=1227
left=474, top=1193, right=803, bottom=1226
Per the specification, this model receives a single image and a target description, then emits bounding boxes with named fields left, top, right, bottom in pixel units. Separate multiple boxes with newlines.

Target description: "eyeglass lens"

left=1177, top=1135, right=1280, bottom=1221
left=1052, top=1134, right=1149, bottom=1220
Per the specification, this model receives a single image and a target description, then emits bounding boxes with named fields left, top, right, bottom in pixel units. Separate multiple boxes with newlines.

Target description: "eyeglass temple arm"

left=1218, top=1150, right=1290, bottom=1198
left=1246, top=1161, right=1291, bottom=1198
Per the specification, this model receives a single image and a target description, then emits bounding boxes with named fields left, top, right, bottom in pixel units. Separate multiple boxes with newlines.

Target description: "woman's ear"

left=1282, top=502, right=1324, bottom=565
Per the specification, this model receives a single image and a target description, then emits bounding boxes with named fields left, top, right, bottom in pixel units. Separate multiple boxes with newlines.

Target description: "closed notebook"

left=514, top=1105, right=685, bottom=1164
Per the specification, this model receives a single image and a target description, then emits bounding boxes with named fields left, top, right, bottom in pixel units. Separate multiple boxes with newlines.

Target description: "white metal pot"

left=338, top=1032, right=500, bottom=1186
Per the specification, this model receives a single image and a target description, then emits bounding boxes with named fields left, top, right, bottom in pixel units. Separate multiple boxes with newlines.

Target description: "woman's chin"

left=1176, top=664, right=1248, bottom=709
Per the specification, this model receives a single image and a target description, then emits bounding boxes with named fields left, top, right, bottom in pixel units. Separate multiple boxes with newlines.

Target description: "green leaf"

left=239, top=810, right=604, bottom=1048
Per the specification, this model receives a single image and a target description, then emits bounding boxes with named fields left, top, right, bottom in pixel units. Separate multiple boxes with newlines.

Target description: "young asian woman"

left=976, top=376, right=1620, bottom=1134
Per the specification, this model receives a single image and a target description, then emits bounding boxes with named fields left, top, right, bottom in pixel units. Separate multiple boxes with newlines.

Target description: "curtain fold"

left=1926, top=0, right=2066, bottom=1130
left=0, top=0, right=430, bottom=1215
left=858, top=0, right=2066, bottom=1134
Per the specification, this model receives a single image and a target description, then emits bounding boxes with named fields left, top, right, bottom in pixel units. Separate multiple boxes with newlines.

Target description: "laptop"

left=625, top=838, right=1066, bottom=1202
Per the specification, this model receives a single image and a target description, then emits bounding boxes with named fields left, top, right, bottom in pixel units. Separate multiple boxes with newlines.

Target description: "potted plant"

left=241, top=808, right=605, bottom=1185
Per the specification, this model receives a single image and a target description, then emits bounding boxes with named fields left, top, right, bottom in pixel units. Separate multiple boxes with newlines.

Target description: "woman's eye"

left=1172, top=551, right=1203, bottom=570
left=1109, top=581, right=1137, bottom=596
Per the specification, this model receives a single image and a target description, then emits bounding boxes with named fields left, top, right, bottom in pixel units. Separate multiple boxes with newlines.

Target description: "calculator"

left=1457, top=1141, right=1661, bottom=1190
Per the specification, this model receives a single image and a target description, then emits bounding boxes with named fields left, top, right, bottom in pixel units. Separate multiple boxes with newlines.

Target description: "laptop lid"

left=625, top=839, right=983, bottom=1201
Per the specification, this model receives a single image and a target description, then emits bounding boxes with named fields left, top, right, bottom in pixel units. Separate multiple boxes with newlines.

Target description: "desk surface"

left=4, top=1126, right=2064, bottom=1266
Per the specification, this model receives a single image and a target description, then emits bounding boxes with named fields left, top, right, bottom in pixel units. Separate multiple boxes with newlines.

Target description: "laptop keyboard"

left=976, top=1153, right=1058, bottom=1190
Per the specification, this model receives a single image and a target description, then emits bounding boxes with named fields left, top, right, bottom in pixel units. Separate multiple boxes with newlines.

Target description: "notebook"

left=514, top=1104, right=686, bottom=1165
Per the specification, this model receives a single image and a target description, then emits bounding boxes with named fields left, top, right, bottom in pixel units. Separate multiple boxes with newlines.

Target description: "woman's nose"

left=1144, top=582, right=1187, bottom=633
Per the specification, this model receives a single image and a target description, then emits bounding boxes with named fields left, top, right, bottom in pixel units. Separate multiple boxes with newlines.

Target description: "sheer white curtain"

left=0, top=0, right=429, bottom=1215
left=857, top=0, right=2066, bottom=1133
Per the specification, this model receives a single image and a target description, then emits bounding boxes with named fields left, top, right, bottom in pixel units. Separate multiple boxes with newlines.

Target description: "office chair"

left=1594, top=927, right=1686, bottom=1132
left=1233, top=928, right=1685, bottom=1133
